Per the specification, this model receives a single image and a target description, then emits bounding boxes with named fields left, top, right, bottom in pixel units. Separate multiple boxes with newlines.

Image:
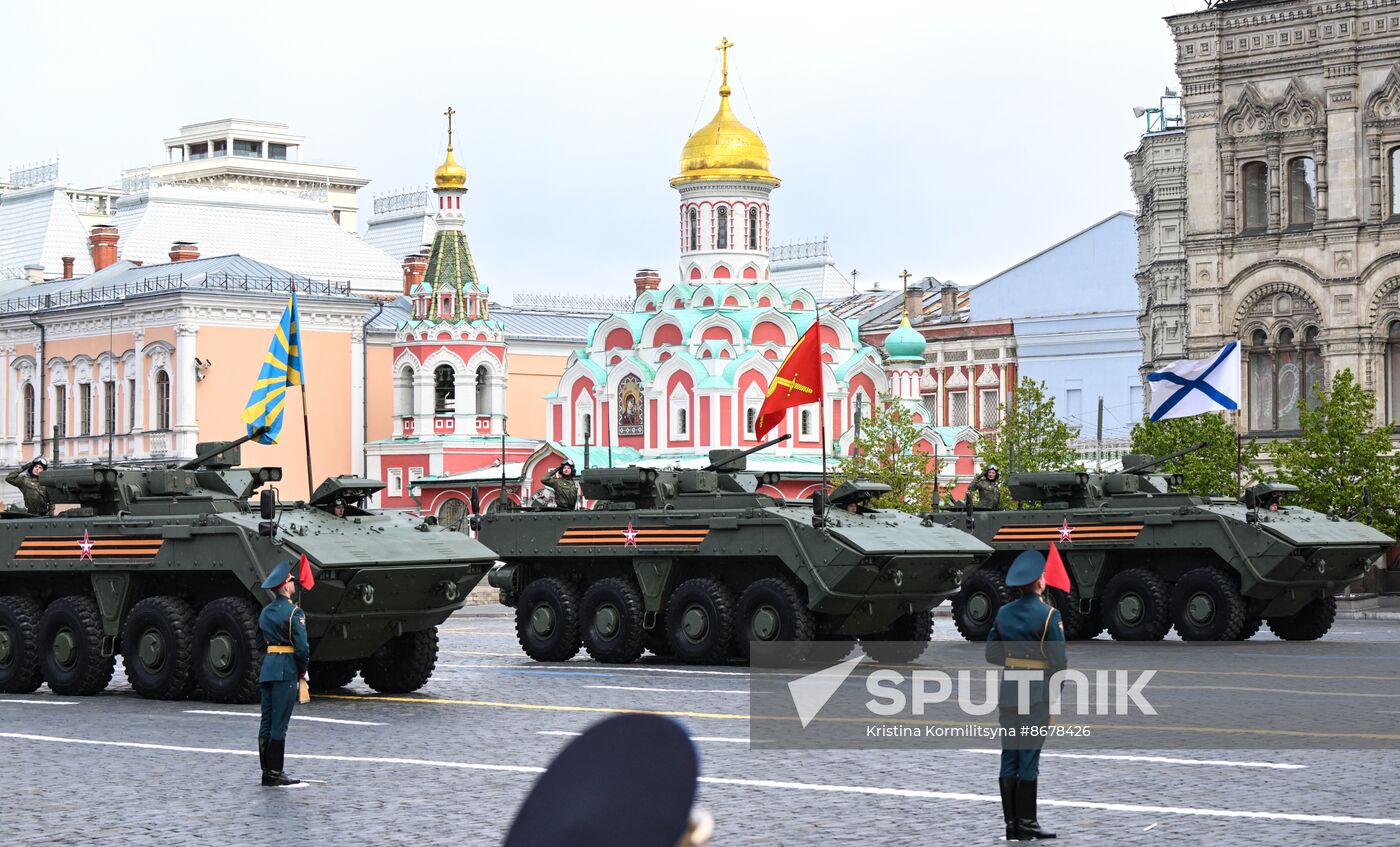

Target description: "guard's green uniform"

left=256, top=596, right=309, bottom=742
left=985, top=594, right=1066, bottom=779
left=970, top=474, right=1001, bottom=510
left=5, top=468, right=50, bottom=516
left=542, top=468, right=578, bottom=511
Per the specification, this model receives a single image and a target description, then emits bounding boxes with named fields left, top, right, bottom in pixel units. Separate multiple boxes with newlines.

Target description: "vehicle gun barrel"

left=1121, top=441, right=1208, bottom=475
left=702, top=433, right=791, bottom=471
left=179, top=427, right=268, bottom=470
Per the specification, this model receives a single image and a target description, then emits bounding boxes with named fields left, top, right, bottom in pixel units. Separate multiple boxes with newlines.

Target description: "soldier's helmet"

left=560, top=461, right=576, bottom=477
left=30, top=457, right=48, bottom=470
left=984, top=465, right=998, bottom=479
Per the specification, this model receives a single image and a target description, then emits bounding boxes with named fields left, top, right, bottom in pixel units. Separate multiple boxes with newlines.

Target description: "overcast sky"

left=3, top=0, right=1193, bottom=300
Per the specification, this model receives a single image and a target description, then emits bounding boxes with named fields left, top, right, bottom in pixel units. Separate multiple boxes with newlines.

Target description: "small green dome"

left=884, top=320, right=927, bottom=362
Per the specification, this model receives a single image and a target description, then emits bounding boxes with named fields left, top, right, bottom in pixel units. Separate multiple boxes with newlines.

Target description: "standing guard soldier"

left=5, top=457, right=51, bottom=516
left=986, top=550, right=1064, bottom=840
left=255, top=560, right=310, bottom=788
left=542, top=461, right=579, bottom=511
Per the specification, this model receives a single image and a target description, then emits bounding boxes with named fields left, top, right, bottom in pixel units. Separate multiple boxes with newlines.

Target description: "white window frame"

left=979, top=389, right=1000, bottom=428
left=669, top=386, right=690, bottom=439
left=387, top=468, right=404, bottom=497
left=800, top=408, right=812, bottom=437
left=948, top=391, right=969, bottom=427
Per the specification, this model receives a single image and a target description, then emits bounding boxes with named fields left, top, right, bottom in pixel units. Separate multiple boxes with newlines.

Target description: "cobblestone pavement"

left=4, top=606, right=1400, bottom=845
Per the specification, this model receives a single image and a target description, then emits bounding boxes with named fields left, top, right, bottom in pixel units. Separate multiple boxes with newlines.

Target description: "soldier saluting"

left=970, top=465, right=1001, bottom=510
left=541, top=461, right=579, bottom=511
left=255, top=560, right=310, bottom=787
left=986, top=549, right=1064, bottom=840
left=5, top=457, right=51, bottom=516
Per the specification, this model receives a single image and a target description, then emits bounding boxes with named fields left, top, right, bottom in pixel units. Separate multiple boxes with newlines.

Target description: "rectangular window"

left=1242, top=162, right=1268, bottom=232
left=388, top=469, right=404, bottom=497
left=212, top=139, right=227, bottom=157
left=409, top=467, right=424, bottom=484
left=188, top=142, right=208, bottom=160
left=949, top=391, right=968, bottom=427
left=979, top=389, right=1001, bottom=428
left=104, top=381, right=116, bottom=435
left=800, top=409, right=812, bottom=436
left=233, top=139, right=262, bottom=157
left=1287, top=157, right=1316, bottom=226
left=55, top=385, right=67, bottom=437
left=23, top=386, right=34, bottom=441
left=79, top=384, right=92, bottom=436
left=268, top=143, right=289, bottom=161
left=127, top=378, right=136, bottom=430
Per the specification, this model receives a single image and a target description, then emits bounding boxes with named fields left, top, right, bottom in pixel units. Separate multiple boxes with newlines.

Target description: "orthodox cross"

left=444, top=106, right=456, bottom=148
left=899, top=269, right=913, bottom=322
left=716, top=37, right=733, bottom=87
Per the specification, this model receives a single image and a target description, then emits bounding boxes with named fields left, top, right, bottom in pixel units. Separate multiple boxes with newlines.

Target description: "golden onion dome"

left=672, top=84, right=779, bottom=187
left=434, top=146, right=467, bottom=190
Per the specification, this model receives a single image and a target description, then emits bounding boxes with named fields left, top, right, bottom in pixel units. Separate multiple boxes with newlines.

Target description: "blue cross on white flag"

left=1147, top=341, right=1241, bottom=422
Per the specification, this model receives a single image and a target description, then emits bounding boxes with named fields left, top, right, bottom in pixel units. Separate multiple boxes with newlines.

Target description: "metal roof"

left=0, top=185, right=94, bottom=280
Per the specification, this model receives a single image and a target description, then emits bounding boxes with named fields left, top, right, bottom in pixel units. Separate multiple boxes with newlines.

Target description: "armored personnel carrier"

left=0, top=434, right=496, bottom=701
left=934, top=445, right=1392, bottom=643
left=480, top=436, right=992, bottom=665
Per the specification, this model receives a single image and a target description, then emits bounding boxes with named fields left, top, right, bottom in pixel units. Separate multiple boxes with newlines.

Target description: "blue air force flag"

left=1147, top=341, right=1241, bottom=422
left=240, top=292, right=305, bottom=444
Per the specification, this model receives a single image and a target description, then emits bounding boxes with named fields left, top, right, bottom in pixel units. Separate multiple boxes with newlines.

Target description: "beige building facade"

left=1135, top=0, right=1400, bottom=435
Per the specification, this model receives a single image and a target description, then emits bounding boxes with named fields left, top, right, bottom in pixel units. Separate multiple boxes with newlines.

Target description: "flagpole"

left=291, top=282, right=314, bottom=497
left=817, top=301, right=829, bottom=494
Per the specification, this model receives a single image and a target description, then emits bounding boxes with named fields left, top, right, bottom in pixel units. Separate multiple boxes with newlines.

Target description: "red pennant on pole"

left=297, top=553, right=316, bottom=591
left=1045, top=543, right=1071, bottom=593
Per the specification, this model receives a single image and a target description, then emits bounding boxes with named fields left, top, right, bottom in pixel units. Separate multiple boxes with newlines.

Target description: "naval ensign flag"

left=1146, top=341, right=1242, bottom=422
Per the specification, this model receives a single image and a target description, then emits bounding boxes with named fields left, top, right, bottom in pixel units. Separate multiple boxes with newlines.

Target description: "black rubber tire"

left=1266, top=595, right=1337, bottom=641
left=0, top=595, right=44, bottom=694
left=1049, top=587, right=1104, bottom=641
left=37, top=596, right=115, bottom=696
left=515, top=578, right=582, bottom=662
left=1102, top=568, right=1172, bottom=642
left=1170, top=568, right=1246, bottom=641
left=191, top=597, right=262, bottom=704
left=121, top=596, right=198, bottom=700
left=859, top=610, right=935, bottom=664
left=734, top=577, right=815, bottom=662
left=1236, top=615, right=1264, bottom=641
left=580, top=578, right=646, bottom=664
left=665, top=578, right=735, bottom=665
left=952, top=568, right=1012, bottom=641
left=308, top=659, right=360, bottom=691
left=362, top=628, right=439, bottom=693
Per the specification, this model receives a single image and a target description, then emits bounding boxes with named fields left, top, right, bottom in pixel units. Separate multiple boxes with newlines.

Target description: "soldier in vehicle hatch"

left=541, top=461, right=579, bottom=510
left=970, top=465, right=1001, bottom=510
left=6, top=457, right=51, bottom=516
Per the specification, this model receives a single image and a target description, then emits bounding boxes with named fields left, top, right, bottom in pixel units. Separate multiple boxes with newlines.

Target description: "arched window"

left=688, top=207, right=698, bottom=251
left=475, top=365, right=490, bottom=415
left=1389, top=323, right=1400, bottom=423
left=23, top=383, right=34, bottom=440
left=434, top=364, right=456, bottom=414
left=745, top=407, right=757, bottom=436
left=155, top=370, right=171, bottom=430
left=716, top=206, right=728, bottom=250
left=55, top=385, right=67, bottom=437
left=1247, top=326, right=1323, bottom=432
left=800, top=409, right=812, bottom=436
left=1287, top=157, right=1316, bottom=227
left=1241, top=161, right=1268, bottom=233
left=676, top=407, right=687, bottom=435
left=395, top=366, right=415, bottom=417
left=747, top=207, right=759, bottom=250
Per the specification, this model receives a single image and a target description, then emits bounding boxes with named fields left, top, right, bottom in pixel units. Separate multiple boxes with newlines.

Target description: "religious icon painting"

left=618, top=375, right=644, bottom=436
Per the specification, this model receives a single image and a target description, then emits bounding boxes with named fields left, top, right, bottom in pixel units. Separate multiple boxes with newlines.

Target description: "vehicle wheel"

left=1170, top=568, right=1246, bottom=641
left=515, top=578, right=581, bottom=662
left=1049, top=587, right=1104, bottom=641
left=665, top=578, right=735, bottom=665
left=580, top=578, right=646, bottom=664
left=121, top=596, right=198, bottom=700
left=1235, top=615, right=1263, bottom=641
left=192, top=597, right=262, bottom=704
left=952, top=569, right=1012, bottom=641
left=362, top=628, right=439, bottom=693
left=734, top=578, right=815, bottom=662
left=37, top=596, right=115, bottom=696
left=859, top=610, right=935, bottom=664
left=308, top=660, right=360, bottom=690
left=0, top=595, right=44, bottom=694
left=1266, top=595, right=1337, bottom=641
left=1102, top=569, right=1172, bottom=642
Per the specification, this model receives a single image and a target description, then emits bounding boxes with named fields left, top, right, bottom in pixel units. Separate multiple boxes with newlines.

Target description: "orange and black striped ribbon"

left=14, top=535, right=165, bottom=560
left=558, top=527, right=710, bottom=547
left=992, top=524, right=1144, bottom=543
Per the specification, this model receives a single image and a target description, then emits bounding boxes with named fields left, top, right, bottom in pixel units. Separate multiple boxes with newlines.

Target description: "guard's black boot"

left=1016, top=779, right=1055, bottom=839
left=999, top=777, right=1020, bottom=841
left=259, top=738, right=278, bottom=786
left=266, top=739, right=303, bottom=788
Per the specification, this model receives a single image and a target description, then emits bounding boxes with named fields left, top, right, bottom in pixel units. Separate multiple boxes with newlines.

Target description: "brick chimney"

left=634, top=268, right=661, bottom=298
left=904, top=283, right=921, bottom=323
left=89, top=225, right=120, bottom=271
left=169, top=241, right=200, bottom=263
left=940, top=283, right=959, bottom=319
left=402, top=248, right=430, bottom=295
left=23, top=264, right=44, bottom=284
left=61, top=256, right=75, bottom=279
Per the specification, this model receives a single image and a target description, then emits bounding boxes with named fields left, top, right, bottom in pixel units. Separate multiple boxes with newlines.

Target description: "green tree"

left=1130, top=412, right=1261, bottom=497
left=834, top=396, right=934, bottom=513
left=1274, top=368, right=1400, bottom=535
left=978, top=378, right=1081, bottom=501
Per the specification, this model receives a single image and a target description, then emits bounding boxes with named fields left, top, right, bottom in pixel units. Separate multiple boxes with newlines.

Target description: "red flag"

left=1045, top=543, right=1071, bottom=593
left=755, top=319, right=824, bottom=440
left=297, top=553, right=316, bottom=591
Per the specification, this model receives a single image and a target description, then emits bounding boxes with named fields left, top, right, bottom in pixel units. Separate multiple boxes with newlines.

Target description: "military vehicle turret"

left=0, top=432, right=497, bottom=701
left=480, top=435, right=992, bottom=665
left=932, top=444, right=1392, bottom=643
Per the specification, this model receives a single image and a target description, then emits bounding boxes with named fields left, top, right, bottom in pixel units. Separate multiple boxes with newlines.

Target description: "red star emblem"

left=78, top=530, right=95, bottom=560
left=623, top=521, right=639, bottom=548
left=1058, top=519, right=1073, bottom=543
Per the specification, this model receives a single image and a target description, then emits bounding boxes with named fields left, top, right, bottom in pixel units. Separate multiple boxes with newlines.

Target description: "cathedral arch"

left=645, top=317, right=685, bottom=349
